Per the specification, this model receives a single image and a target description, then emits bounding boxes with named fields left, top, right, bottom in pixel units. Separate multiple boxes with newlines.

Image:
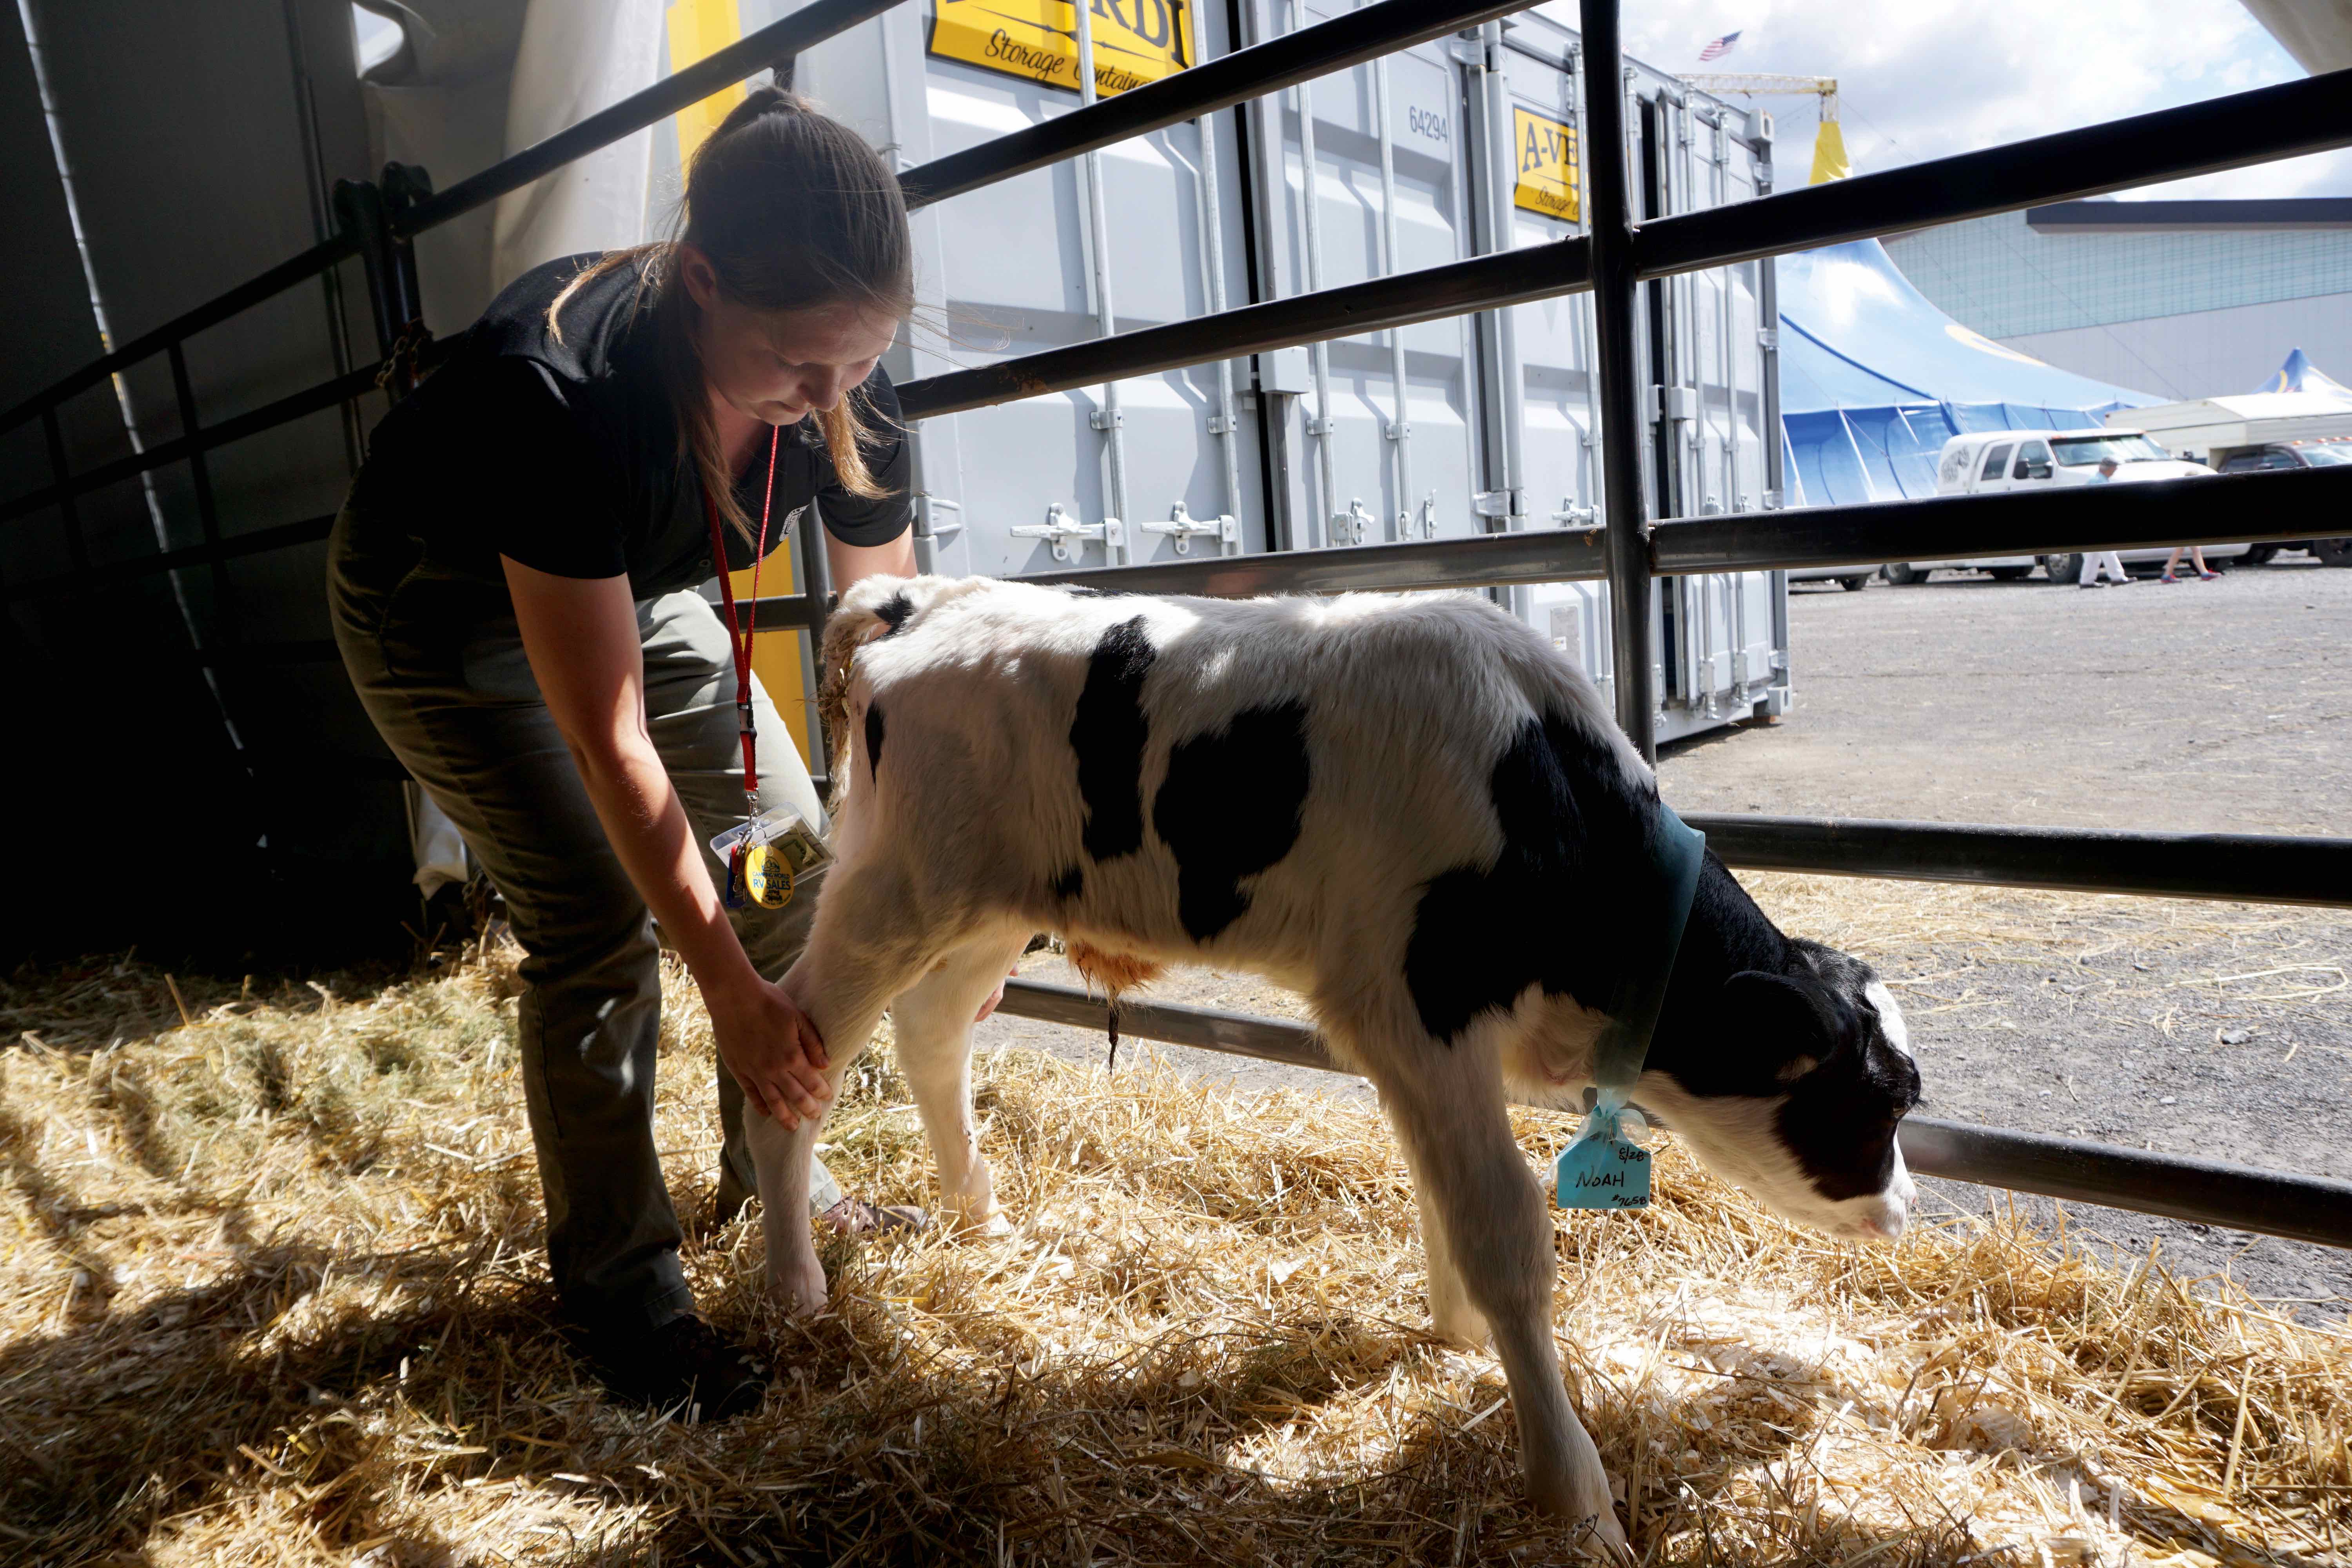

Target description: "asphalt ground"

left=973, top=553, right=2352, bottom=1321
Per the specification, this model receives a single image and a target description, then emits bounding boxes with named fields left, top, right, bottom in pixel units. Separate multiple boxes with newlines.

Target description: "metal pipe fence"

left=6, top=0, right=2349, bottom=1247
left=990, top=980, right=2352, bottom=1252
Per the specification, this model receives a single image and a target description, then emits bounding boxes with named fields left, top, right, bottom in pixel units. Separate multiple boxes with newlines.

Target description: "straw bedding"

left=3, top=905, right=2346, bottom=1565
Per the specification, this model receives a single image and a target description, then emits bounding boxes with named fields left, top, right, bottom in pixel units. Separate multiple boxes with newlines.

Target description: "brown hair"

left=548, top=87, right=914, bottom=545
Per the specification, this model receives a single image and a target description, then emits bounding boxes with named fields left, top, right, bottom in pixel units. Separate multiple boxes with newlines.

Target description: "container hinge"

left=1141, top=501, right=1237, bottom=556
left=1207, top=413, right=1230, bottom=435
left=913, top=494, right=964, bottom=541
left=1012, top=503, right=1124, bottom=564
left=1089, top=408, right=1124, bottom=432
left=1445, top=34, right=1485, bottom=65
left=1472, top=488, right=1519, bottom=521
left=1756, top=328, right=1779, bottom=350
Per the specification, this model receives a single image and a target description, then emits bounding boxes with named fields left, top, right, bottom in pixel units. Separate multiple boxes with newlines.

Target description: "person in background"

left=2077, top=456, right=2133, bottom=588
left=2161, top=542, right=2221, bottom=583
left=328, top=89, right=989, bottom=1421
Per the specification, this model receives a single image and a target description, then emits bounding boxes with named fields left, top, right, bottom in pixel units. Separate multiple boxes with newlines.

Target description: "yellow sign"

left=1511, top=106, right=1580, bottom=223
left=929, top=0, right=1196, bottom=97
left=664, top=0, right=820, bottom=768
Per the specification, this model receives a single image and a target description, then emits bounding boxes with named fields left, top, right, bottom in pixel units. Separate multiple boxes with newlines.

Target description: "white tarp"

left=2238, top=0, right=2352, bottom=73
left=359, top=0, right=661, bottom=328
left=490, top=0, right=662, bottom=287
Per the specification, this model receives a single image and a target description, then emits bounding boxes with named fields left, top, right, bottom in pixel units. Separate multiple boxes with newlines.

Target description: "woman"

left=329, top=89, right=969, bottom=1419
left=2161, top=544, right=2220, bottom=583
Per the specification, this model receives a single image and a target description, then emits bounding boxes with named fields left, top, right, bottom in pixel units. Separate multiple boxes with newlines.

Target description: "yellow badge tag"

left=742, top=841, right=794, bottom=909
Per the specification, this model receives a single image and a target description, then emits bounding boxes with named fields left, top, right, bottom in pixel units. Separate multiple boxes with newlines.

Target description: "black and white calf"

left=749, top=576, right=1920, bottom=1546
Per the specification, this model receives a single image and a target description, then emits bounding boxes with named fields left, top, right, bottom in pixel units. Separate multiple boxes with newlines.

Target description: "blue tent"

left=2252, top=347, right=2352, bottom=403
left=1776, top=241, right=2156, bottom=506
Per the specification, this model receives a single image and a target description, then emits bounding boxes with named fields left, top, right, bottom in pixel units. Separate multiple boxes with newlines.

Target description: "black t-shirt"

left=351, top=252, right=912, bottom=597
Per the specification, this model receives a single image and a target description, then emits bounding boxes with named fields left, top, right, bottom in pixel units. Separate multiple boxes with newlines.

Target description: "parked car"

left=1884, top=429, right=2241, bottom=584
left=1787, top=561, right=1878, bottom=592
left=2212, top=439, right=2352, bottom=567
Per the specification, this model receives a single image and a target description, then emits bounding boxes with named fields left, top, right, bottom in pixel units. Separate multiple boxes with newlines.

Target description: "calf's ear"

left=1722, top=970, right=1842, bottom=1084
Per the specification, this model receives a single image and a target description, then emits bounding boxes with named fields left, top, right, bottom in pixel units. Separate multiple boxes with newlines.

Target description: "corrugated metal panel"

left=795, top=0, right=1788, bottom=741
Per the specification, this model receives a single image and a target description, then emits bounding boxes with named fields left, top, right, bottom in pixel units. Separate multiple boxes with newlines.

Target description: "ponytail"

left=547, top=87, right=913, bottom=547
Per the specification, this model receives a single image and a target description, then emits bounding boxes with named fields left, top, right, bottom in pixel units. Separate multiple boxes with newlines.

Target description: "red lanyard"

left=702, top=425, right=780, bottom=803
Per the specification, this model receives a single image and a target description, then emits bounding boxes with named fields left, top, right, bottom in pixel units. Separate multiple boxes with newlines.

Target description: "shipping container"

left=779, top=0, right=1790, bottom=746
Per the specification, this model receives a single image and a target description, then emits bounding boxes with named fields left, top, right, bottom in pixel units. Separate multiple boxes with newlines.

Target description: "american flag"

left=1697, top=29, right=1741, bottom=62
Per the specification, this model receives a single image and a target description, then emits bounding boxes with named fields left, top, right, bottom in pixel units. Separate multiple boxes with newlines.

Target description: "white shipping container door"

left=1620, top=59, right=1786, bottom=737
left=1492, top=19, right=1610, bottom=684
left=1256, top=0, right=1480, bottom=548
left=800, top=0, right=1262, bottom=576
left=792, top=1, right=1788, bottom=737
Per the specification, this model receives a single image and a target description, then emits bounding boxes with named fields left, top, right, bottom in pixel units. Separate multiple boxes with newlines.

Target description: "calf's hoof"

left=949, top=1205, right=1013, bottom=1240
left=769, top=1258, right=830, bottom=1320
left=1531, top=1471, right=1630, bottom=1563
left=1430, top=1307, right=1492, bottom=1350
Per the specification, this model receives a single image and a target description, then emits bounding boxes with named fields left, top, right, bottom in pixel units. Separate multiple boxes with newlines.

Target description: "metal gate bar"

left=897, top=240, right=1594, bottom=421
left=892, top=67, right=2352, bottom=423
left=1688, top=815, right=2352, bottom=908
left=1580, top=0, right=1656, bottom=755
left=1639, top=71, right=2352, bottom=279
left=993, top=980, right=2352, bottom=1251
left=0, top=515, right=334, bottom=602
left=0, top=237, right=356, bottom=437
left=1653, top=463, right=2352, bottom=572
left=17, top=48, right=2352, bottom=537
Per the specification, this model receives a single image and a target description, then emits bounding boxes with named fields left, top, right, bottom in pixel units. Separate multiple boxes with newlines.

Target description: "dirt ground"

left=976, top=554, right=2352, bottom=1319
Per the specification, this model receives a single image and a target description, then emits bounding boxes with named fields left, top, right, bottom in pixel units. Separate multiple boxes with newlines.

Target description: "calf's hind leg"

left=1347, top=1016, right=1626, bottom=1552
left=886, top=926, right=1033, bottom=1236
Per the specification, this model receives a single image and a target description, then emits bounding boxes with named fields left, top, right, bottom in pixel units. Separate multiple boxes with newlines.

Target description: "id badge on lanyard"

left=704, top=428, right=832, bottom=909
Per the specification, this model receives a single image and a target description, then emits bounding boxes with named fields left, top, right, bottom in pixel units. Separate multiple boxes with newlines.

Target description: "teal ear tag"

left=1555, top=1100, right=1651, bottom=1211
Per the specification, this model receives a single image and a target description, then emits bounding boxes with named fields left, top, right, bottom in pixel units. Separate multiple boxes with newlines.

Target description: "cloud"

left=1539, top=0, right=2349, bottom=199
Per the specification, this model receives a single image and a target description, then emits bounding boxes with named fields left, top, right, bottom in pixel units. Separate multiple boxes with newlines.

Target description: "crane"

left=1675, top=74, right=1848, bottom=183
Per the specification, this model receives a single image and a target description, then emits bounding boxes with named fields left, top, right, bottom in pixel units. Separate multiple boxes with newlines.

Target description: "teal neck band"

left=1589, top=802, right=1707, bottom=1116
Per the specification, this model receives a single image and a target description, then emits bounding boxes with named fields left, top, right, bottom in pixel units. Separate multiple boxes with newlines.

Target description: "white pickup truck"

left=1880, top=428, right=2239, bottom=584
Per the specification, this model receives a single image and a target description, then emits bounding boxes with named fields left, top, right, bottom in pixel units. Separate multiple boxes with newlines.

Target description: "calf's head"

left=1650, top=940, right=1922, bottom=1242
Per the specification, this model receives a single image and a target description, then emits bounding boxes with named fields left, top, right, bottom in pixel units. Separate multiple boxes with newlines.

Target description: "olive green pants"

left=328, top=504, right=831, bottom=1334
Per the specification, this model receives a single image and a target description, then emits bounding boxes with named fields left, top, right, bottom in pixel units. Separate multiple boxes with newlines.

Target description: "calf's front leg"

left=751, top=860, right=948, bottom=1317
left=1360, top=1024, right=1630, bottom=1557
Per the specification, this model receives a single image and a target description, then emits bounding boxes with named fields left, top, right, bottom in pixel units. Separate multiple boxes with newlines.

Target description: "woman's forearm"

left=568, top=731, right=757, bottom=992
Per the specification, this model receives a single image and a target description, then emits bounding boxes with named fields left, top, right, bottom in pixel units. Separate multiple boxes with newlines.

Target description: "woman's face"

left=679, top=245, right=898, bottom=427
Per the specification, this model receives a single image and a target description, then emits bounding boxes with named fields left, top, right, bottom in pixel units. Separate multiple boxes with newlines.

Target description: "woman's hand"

left=705, top=971, right=833, bottom=1128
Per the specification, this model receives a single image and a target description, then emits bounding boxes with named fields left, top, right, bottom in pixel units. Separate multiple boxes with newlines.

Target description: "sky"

left=1548, top=0, right=2349, bottom=201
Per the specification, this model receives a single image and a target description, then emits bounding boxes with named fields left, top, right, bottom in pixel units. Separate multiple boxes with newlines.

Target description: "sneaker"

left=2161, top=572, right=2179, bottom=584
left=578, top=1314, right=768, bottom=1422
left=2199, top=570, right=2220, bottom=581
left=2079, top=581, right=2107, bottom=589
